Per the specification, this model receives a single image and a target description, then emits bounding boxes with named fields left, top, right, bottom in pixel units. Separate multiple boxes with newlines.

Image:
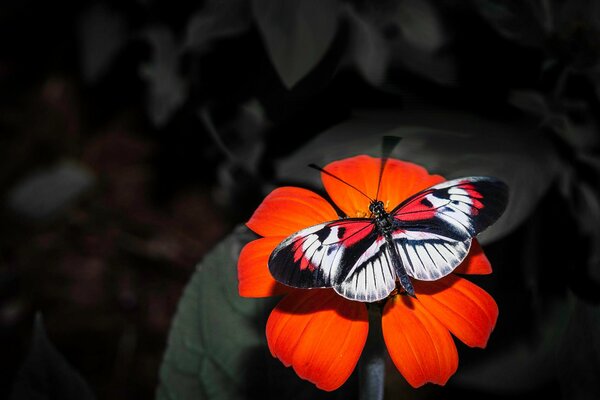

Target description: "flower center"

left=354, top=200, right=391, bottom=218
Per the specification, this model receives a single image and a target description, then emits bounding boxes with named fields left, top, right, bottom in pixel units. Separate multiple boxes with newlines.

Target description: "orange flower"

left=237, top=155, right=498, bottom=391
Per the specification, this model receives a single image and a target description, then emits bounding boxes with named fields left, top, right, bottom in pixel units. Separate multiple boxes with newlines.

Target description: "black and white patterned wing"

left=332, top=238, right=399, bottom=302
left=391, top=230, right=471, bottom=280
left=269, top=219, right=375, bottom=289
left=390, top=176, right=508, bottom=280
left=268, top=219, right=398, bottom=301
left=391, top=176, right=508, bottom=241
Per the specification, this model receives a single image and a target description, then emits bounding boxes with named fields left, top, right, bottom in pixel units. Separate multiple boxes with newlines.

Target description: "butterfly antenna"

left=375, top=136, right=402, bottom=200
left=308, top=164, right=374, bottom=202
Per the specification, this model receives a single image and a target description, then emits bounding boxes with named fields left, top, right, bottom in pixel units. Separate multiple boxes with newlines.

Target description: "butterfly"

left=268, top=139, right=509, bottom=303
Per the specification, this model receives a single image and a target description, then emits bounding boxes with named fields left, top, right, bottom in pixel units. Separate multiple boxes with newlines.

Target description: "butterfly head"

left=369, top=200, right=386, bottom=218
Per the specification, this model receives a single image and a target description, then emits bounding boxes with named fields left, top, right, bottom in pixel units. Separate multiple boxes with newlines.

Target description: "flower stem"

left=358, top=303, right=385, bottom=400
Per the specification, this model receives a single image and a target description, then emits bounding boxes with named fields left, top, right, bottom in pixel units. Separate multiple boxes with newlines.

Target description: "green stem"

left=358, top=303, right=385, bottom=400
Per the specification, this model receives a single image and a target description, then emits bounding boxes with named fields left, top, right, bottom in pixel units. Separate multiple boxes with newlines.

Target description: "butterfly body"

left=268, top=176, right=508, bottom=303
left=369, top=200, right=416, bottom=297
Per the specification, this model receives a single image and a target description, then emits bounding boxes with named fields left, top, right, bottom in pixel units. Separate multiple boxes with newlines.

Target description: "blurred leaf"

left=560, top=155, right=600, bottom=234
left=78, top=3, right=128, bottom=84
left=392, top=41, right=457, bottom=87
left=157, top=227, right=357, bottom=399
left=353, top=0, right=455, bottom=86
left=7, top=161, right=94, bottom=219
left=156, top=227, right=272, bottom=400
left=276, top=109, right=560, bottom=244
left=554, top=0, right=600, bottom=71
left=392, top=0, right=455, bottom=85
left=141, top=1, right=254, bottom=126
left=509, top=90, right=553, bottom=118
left=509, top=89, right=600, bottom=283
left=476, top=0, right=600, bottom=70
left=471, top=0, right=549, bottom=47
left=11, top=314, right=95, bottom=400
left=251, top=0, right=341, bottom=88
left=454, top=300, right=570, bottom=393
left=184, top=0, right=251, bottom=51
left=557, top=154, right=600, bottom=282
left=558, top=298, right=600, bottom=399
left=395, top=0, right=444, bottom=53
left=140, top=27, right=186, bottom=128
left=345, top=6, right=389, bottom=85
left=509, top=89, right=600, bottom=150
left=206, top=99, right=271, bottom=211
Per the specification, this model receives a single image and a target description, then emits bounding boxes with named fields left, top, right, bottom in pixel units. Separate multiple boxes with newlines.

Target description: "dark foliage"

left=1, top=0, right=599, bottom=399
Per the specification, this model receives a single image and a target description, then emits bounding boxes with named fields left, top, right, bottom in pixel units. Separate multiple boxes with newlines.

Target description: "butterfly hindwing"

left=333, top=238, right=398, bottom=302
left=391, top=229, right=471, bottom=281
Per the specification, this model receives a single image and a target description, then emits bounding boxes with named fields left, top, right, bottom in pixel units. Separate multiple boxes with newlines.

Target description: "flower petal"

left=453, top=240, right=492, bottom=275
left=413, top=275, right=498, bottom=348
left=322, top=156, right=444, bottom=217
left=382, top=295, right=458, bottom=387
left=246, top=187, right=338, bottom=237
left=266, top=289, right=368, bottom=391
left=238, top=237, right=290, bottom=297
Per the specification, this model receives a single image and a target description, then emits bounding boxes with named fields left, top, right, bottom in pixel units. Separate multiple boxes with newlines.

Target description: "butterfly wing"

left=332, top=237, right=399, bottom=302
left=390, top=176, right=508, bottom=280
left=268, top=219, right=398, bottom=302
left=389, top=230, right=471, bottom=281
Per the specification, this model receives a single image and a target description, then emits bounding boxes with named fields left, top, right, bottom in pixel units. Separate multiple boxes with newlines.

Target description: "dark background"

left=1, top=1, right=600, bottom=399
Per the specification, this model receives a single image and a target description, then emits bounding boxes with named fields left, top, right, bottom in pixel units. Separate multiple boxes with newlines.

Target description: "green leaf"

left=11, top=314, right=96, bottom=400
left=275, top=109, right=560, bottom=244
left=252, top=0, right=341, bottom=88
left=156, top=227, right=269, bottom=400
left=157, top=227, right=357, bottom=399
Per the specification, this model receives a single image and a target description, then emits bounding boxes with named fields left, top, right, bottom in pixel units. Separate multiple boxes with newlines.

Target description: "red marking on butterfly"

left=330, top=220, right=373, bottom=247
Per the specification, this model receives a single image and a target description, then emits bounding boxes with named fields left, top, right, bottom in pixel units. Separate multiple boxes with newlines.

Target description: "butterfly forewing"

left=392, top=177, right=508, bottom=241
left=269, top=219, right=378, bottom=290
left=389, top=176, right=508, bottom=280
